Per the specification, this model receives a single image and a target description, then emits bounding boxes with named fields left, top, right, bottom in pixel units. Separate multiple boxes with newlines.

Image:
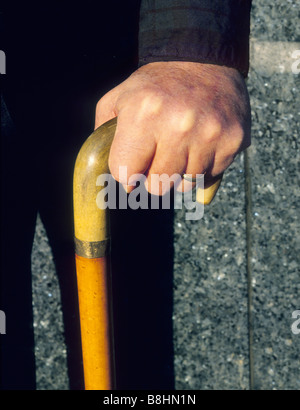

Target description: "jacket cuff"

left=138, top=0, right=252, bottom=77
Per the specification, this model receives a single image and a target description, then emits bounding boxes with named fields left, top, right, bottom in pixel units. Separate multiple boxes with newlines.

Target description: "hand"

left=95, top=61, right=251, bottom=195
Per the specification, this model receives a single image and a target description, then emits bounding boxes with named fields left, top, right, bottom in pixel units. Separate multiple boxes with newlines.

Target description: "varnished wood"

left=73, top=117, right=116, bottom=246
left=197, top=174, right=223, bottom=205
left=75, top=254, right=114, bottom=390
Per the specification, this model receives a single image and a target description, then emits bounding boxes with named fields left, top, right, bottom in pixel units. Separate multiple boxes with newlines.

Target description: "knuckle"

left=202, top=115, right=223, bottom=143
left=135, top=89, right=164, bottom=121
left=167, top=107, right=197, bottom=135
left=178, top=109, right=197, bottom=133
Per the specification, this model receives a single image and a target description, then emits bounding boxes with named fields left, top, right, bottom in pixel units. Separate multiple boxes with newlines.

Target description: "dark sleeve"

left=138, top=0, right=252, bottom=77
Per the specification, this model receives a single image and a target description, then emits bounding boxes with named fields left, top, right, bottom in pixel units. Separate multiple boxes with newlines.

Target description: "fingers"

left=144, top=139, right=187, bottom=196
left=108, top=104, right=200, bottom=195
left=108, top=109, right=157, bottom=192
left=96, top=96, right=220, bottom=196
left=175, top=145, right=213, bottom=193
left=94, top=86, right=121, bottom=129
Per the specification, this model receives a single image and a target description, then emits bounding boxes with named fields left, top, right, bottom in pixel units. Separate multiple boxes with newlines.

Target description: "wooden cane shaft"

left=75, top=254, right=114, bottom=390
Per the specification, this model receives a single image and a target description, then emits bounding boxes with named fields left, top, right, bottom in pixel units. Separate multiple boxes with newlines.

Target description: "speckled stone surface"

left=247, top=0, right=300, bottom=389
left=247, top=76, right=300, bottom=389
left=31, top=215, right=69, bottom=390
left=173, top=156, right=249, bottom=390
left=31, top=0, right=300, bottom=390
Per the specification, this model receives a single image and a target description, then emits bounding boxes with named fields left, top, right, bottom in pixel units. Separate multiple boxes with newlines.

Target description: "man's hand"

left=95, top=61, right=251, bottom=195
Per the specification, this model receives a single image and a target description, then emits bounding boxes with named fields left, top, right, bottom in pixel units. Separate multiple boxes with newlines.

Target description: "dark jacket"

left=139, top=0, right=252, bottom=77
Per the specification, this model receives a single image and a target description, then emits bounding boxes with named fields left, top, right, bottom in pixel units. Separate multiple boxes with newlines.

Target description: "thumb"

left=94, top=85, right=121, bottom=129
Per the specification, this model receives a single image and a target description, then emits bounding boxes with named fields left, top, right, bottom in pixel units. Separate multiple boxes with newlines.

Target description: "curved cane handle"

left=197, top=174, right=223, bottom=205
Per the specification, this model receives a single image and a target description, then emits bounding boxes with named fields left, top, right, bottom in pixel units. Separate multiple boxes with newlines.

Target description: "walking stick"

left=73, top=117, right=222, bottom=390
left=73, top=118, right=116, bottom=390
